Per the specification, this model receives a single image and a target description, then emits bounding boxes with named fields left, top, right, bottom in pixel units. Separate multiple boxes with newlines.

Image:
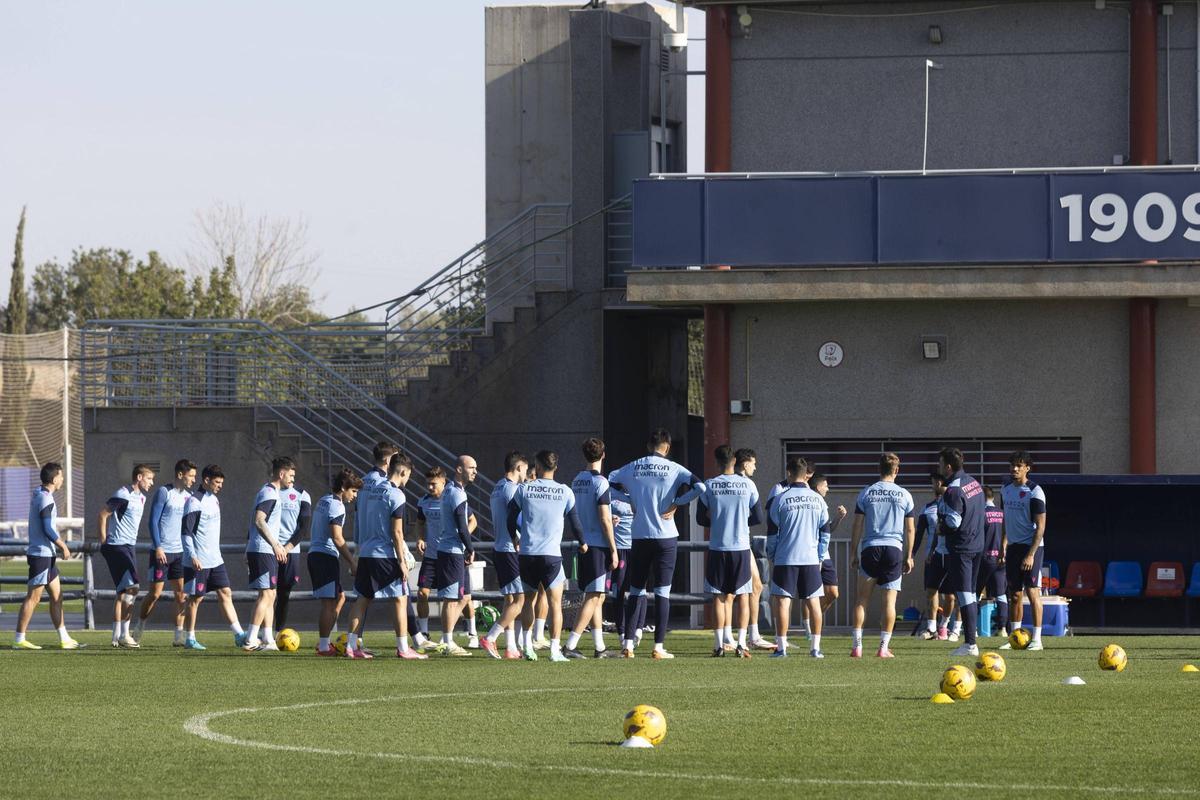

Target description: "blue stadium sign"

left=631, top=171, right=1200, bottom=268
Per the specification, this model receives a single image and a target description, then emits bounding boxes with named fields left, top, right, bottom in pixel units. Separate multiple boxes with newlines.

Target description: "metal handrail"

left=650, top=164, right=1200, bottom=180
left=80, top=319, right=497, bottom=531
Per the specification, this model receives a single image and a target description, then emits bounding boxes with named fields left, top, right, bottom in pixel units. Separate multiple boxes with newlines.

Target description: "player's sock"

left=348, top=632, right=359, bottom=651
left=653, top=642, right=666, bottom=654
left=467, top=615, right=478, bottom=637
left=14, top=631, right=25, bottom=644
left=112, top=621, right=121, bottom=641
left=592, top=627, right=606, bottom=651
left=654, top=597, right=670, bottom=644
left=951, top=620, right=963, bottom=636
left=713, top=628, right=724, bottom=649
left=57, top=626, right=70, bottom=643
left=925, top=618, right=936, bottom=633
left=566, top=631, right=582, bottom=650
left=852, top=628, right=863, bottom=648
left=229, top=622, right=244, bottom=635
left=418, top=616, right=429, bottom=635
left=811, top=634, right=821, bottom=652
left=749, top=623, right=760, bottom=641
left=623, top=638, right=635, bottom=652
left=1032, top=627, right=1042, bottom=643
left=319, top=636, right=330, bottom=650
left=263, top=625, right=274, bottom=644
left=505, top=627, right=519, bottom=654
left=996, top=597, right=1009, bottom=634
left=802, top=617, right=812, bottom=636
left=534, top=619, right=546, bottom=640
left=775, top=634, right=788, bottom=652
left=550, top=639, right=562, bottom=655
left=396, top=635, right=410, bottom=653
left=962, top=602, right=978, bottom=645
left=723, top=624, right=733, bottom=644
left=174, top=627, right=185, bottom=643
left=880, top=631, right=892, bottom=649
left=737, top=628, right=747, bottom=648
left=247, top=624, right=260, bottom=643
left=486, top=623, right=504, bottom=643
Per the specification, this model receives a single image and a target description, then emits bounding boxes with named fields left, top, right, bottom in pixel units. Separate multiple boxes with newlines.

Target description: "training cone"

left=930, top=692, right=955, bottom=704
left=1063, top=676, right=1087, bottom=685
left=620, top=736, right=654, bottom=748
left=1181, top=664, right=1199, bottom=673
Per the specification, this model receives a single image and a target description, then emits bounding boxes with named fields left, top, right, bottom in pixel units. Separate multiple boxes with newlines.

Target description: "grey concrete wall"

left=731, top=1, right=1198, bottom=171
left=1156, top=298, right=1200, bottom=472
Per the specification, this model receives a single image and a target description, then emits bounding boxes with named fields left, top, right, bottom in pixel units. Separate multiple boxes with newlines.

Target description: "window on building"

left=781, top=438, right=1082, bottom=490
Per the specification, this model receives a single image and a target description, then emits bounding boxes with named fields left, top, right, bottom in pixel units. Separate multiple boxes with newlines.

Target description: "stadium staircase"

left=81, top=203, right=576, bottom=538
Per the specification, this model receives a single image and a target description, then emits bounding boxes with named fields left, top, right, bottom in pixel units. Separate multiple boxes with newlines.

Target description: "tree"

left=25, top=248, right=245, bottom=331
left=5, top=206, right=27, bottom=334
left=187, top=202, right=322, bottom=325
left=1, top=207, right=33, bottom=464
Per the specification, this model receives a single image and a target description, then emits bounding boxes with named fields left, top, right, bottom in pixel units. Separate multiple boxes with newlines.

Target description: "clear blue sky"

left=0, top=1, right=704, bottom=320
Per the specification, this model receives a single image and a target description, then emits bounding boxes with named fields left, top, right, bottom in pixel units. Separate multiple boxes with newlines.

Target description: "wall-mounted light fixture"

left=928, top=25, right=943, bottom=44
left=921, top=335, right=948, bottom=361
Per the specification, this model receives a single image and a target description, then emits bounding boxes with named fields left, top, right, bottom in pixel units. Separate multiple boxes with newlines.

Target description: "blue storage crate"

left=1016, top=600, right=1069, bottom=636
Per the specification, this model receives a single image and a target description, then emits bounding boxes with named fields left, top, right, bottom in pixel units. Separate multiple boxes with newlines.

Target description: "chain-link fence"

left=0, top=328, right=83, bottom=528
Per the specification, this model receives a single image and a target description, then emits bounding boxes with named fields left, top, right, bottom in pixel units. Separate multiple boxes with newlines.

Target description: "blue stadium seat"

left=1187, top=564, right=1200, bottom=598
left=1103, top=561, right=1143, bottom=598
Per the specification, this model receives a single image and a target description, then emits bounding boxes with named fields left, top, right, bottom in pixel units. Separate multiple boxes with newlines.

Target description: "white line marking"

left=183, top=686, right=1199, bottom=796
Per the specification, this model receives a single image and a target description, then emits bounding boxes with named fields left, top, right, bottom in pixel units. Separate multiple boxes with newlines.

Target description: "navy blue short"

left=246, top=552, right=279, bottom=590
left=520, top=554, right=565, bottom=593
left=770, top=564, right=824, bottom=599
left=307, top=552, right=342, bottom=599
left=494, top=551, right=522, bottom=596
left=417, top=556, right=438, bottom=591
left=578, top=546, right=612, bottom=594
left=434, top=551, right=467, bottom=600
left=354, top=556, right=407, bottom=599
left=608, top=548, right=630, bottom=599
left=705, top=549, right=753, bottom=596
left=184, top=563, right=231, bottom=597
left=859, top=545, right=903, bottom=591
left=945, top=551, right=983, bottom=594
left=277, top=551, right=302, bottom=588
left=923, top=552, right=949, bottom=591
left=625, top=538, right=677, bottom=599
left=101, top=543, right=139, bottom=591
left=977, top=556, right=1007, bottom=599
left=1005, top=543, right=1044, bottom=592
left=27, top=555, right=58, bottom=587
left=148, top=551, right=185, bottom=583
left=820, top=557, right=838, bottom=587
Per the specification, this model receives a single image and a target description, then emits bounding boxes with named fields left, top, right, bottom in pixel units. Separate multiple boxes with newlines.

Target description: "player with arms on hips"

left=689, top=444, right=761, bottom=659
left=506, top=450, right=585, bottom=662
left=134, top=459, right=195, bottom=646
left=436, top=455, right=479, bottom=656
left=979, top=486, right=1009, bottom=641
left=310, top=469, right=362, bottom=655
left=180, top=465, right=248, bottom=650
left=806, top=473, right=847, bottom=642
left=243, top=457, right=293, bottom=651
left=345, top=452, right=425, bottom=660
left=563, top=438, right=619, bottom=659
left=767, top=456, right=829, bottom=658
left=98, top=463, right=154, bottom=648
left=414, top=466, right=448, bottom=651
left=273, top=475, right=312, bottom=633
left=481, top=452, right=529, bottom=659
left=937, top=447, right=987, bottom=658
left=848, top=453, right=915, bottom=658
left=608, top=428, right=704, bottom=659
left=1001, top=451, right=1047, bottom=651
left=13, top=462, right=82, bottom=650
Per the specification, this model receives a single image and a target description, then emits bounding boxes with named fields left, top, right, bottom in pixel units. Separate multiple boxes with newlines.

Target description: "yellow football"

left=1008, top=628, right=1032, bottom=650
left=1098, top=643, right=1127, bottom=672
left=941, top=665, right=977, bottom=701
left=623, top=704, right=667, bottom=746
left=276, top=628, right=300, bottom=652
left=974, top=652, right=1007, bottom=682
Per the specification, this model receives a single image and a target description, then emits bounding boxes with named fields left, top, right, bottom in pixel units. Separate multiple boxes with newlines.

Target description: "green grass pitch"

left=2, top=629, right=1197, bottom=799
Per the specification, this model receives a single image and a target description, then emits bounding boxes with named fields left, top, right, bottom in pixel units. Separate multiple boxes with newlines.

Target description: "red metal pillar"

left=703, top=5, right=732, bottom=482
left=1129, top=0, right=1158, bottom=474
